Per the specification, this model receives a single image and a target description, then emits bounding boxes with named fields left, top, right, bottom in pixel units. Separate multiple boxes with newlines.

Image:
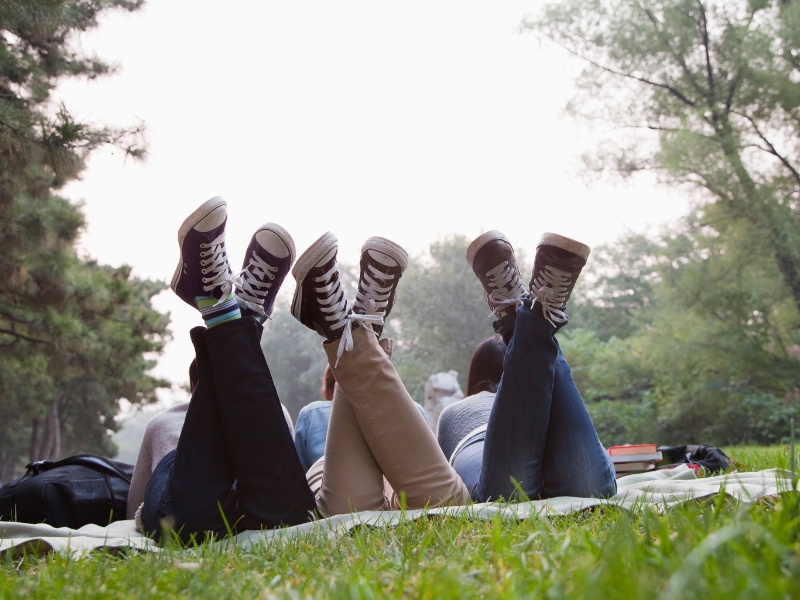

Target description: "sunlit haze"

left=57, top=1, right=689, bottom=403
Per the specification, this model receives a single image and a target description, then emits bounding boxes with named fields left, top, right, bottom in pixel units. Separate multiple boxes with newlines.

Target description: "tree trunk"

left=29, top=402, right=61, bottom=462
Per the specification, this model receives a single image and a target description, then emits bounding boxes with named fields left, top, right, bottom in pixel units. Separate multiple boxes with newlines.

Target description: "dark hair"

left=321, top=364, right=336, bottom=401
left=466, top=336, right=506, bottom=397
left=189, top=359, right=198, bottom=393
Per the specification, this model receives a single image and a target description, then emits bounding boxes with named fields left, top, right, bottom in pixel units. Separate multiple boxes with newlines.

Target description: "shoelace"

left=484, top=261, right=526, bottom=317
left=530, top=265, right=572, bottom=327
left=200, top=232, right=235, bottom=306
left=353, top=263, right=395, bottom=325
left=313, top=263, right=359, bottom=367
left=234, top=251, right=278, bottom=317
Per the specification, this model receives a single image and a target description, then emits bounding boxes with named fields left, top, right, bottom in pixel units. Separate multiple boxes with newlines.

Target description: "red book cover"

left=608, top=444, right=658, bottom=456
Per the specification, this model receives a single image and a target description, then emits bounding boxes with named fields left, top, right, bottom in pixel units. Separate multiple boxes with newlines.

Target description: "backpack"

left=657, top=445, right=734, bottom=474
left=0, top=454, right=134, bottom=529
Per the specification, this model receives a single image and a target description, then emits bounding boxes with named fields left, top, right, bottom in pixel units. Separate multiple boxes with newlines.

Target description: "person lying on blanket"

left=437, top=231, right=617, bottom=501
left=140, top=197, right=317, bottom=542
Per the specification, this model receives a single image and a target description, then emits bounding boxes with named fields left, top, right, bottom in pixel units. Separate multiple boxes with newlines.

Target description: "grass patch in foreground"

left=1, top=446, right=799, bottom=599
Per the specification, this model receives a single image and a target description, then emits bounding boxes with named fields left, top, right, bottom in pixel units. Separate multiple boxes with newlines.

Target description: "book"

left=610, top=451, right=662, bottom=463
left=613, top=461, right=656, bottom=473
left=608, top=444, right=658, bottom=456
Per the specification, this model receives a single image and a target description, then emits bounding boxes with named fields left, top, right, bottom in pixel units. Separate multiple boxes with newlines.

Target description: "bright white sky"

left=57, top=1, right=688, bottom=404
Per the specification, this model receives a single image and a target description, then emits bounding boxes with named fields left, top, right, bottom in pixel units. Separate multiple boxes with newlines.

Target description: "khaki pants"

left=306, top=326, right=470, bottom=517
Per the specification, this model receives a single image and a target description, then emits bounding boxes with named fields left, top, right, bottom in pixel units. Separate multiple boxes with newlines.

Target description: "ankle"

left=197, top=292, right=241, bottom=328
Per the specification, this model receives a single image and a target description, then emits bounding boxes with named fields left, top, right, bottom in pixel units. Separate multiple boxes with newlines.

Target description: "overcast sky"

left=57, top=1, right=688, bottom=404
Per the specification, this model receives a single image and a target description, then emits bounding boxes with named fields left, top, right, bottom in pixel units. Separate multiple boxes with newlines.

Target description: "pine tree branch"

left=0, top=327, right=48, bottom=344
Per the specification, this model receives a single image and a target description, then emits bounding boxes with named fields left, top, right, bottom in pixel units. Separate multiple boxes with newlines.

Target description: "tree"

left=0, top=1, right=169, bottom=482
left=527, top=0, right=800, bottom=315
left=561, top=213, right=800, bottom=445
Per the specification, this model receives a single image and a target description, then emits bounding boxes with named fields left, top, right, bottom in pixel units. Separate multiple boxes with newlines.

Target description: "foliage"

left=0, top=0, right=168, bottom=481
left=562, top=213, right=800, bottom=446
left=2, top=448, right=798, bottom=599
left=526, top=0, right=800, bottom=317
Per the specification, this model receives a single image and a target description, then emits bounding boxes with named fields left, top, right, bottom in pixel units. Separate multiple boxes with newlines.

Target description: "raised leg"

left=477, top=301, right=557, bottom=501
left=142, top=326, right=238, bottom=540
left=205, top=317, right=317, bottom=528
left=326, top=327, right=469, bottom=508
left=542, top=351, right=616, bottom=498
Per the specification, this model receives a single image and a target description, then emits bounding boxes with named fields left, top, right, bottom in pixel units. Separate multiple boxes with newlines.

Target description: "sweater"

left=436, top=390, right=496, bottom=461
left=126, top=402, right=295, bottom=520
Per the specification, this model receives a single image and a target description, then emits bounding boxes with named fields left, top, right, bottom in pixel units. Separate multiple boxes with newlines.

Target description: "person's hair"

left=466, top=335, right=506, bottom=397
left=321, top=364, right=336, bottom=401
left=189, top=359, right=198, bottom=393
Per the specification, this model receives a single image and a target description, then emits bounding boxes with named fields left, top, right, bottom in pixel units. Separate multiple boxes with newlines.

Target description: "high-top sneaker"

left=351, top=237, right=408, bottom=337
left=235, top=223, right=296, bottom=322
left=529, top=232, right=591, bottom=327
left=291, top=232, right=355, bottom=366
left=171, top=196, right=239, bottom=326
left=466, top=230, right=526, bottom=320
left=291, top=232, right=351, bottom=339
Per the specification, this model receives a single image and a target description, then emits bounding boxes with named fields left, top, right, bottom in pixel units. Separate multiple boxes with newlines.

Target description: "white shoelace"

left=530, top=265, right=572, bottom=327
left=484, top=261, right=526, bottom=317
left=200, top=232, right=235, bottom=305
left=234, top=251, right=278, bottom=317
left=353, top=263, right=395, bottom=326
left=313, top=264, right=358, bottom=367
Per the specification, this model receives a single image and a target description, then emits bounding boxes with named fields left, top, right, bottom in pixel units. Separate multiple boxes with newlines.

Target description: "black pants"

left=143, top=317, right=316, bottom=541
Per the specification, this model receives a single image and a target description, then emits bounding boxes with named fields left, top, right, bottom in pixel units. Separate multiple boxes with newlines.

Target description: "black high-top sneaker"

left=291, top=232, right=351, bottom=342
left=529, top=232, right=591, bottom=327
left=171, top=196, right=235, bottom=315
left=466, top=230, right=526, bottom=319
left=235, top=223, right=296, bottom=322
left=351, top=237, right=408, bottom=337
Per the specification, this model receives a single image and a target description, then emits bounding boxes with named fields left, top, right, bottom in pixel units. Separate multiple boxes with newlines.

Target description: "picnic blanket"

left=1, top=467, right=794, bottom=558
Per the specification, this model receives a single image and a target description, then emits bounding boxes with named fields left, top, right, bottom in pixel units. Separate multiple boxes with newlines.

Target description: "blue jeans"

left=143, top=318, right=316, bottom=542
left=452, top=300, right=616, bottom=501
left=294, top=401, right=332, bottom=472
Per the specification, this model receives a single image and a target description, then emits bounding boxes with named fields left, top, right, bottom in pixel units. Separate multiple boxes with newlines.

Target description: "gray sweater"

left=436, top=391, right=495, bottom=461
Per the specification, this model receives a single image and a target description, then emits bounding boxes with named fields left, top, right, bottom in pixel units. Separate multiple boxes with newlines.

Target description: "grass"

left=2, top=446, right=799, bottom=599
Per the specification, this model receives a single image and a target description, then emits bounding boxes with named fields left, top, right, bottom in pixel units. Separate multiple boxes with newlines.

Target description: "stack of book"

left=608, top=444, right=663, bottom=476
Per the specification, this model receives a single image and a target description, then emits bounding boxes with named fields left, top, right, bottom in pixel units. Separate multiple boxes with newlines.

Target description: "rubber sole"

left=537, top=233, right=591, bottom=260
left=253, top=222, right=297, bottom=265
left=466, top=230, right=510, bottom=267
left=361, top=236, right=409, bottom=272
left=170, top=196, right=227, bottom=294
left=291, top=231, right=338, bottom=320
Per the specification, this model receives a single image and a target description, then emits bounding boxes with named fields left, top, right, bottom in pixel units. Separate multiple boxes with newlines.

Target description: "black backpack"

left=0, top=454, right=134, bottom=529
left=657, top=445, right=734, bottom=474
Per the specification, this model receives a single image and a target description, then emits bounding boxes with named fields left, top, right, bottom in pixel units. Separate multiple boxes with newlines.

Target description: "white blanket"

left=1, top=467, right=793, bottom=558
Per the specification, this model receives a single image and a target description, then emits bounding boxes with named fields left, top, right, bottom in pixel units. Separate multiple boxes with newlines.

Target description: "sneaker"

left=291, top=232, right=351, bottom=343
left=351, top=237, right=408, bottom=337
left=529, top=233, right=591, bottom=327
left=171, top=196, right=235, bottom=313
left=235, top=223, right=296, bottom=321
left=466, top=230, right=526, bottom=319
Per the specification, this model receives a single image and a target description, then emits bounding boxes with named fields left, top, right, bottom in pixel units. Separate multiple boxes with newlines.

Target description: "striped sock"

left=196, top=293, right=241, bottom=328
